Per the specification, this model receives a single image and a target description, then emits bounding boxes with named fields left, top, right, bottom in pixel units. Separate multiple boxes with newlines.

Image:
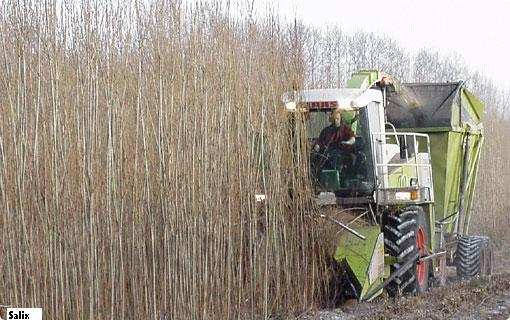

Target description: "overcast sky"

left=261, top=0, right=510, bottom=90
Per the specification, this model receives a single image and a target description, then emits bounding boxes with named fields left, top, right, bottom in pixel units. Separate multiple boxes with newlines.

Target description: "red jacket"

left=317, top=124, right=354, bottom=151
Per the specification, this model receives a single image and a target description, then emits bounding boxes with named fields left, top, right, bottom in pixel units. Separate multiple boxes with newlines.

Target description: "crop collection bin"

left=385, top=82, right=484, bottom=234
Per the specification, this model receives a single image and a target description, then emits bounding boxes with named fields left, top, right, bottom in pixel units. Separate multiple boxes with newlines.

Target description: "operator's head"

left=330, top=109, right=343, bottom=127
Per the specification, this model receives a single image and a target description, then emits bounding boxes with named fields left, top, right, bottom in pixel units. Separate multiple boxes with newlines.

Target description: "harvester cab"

left=282, top=70, right=492, bottom=302
left=283, top=74, right=434, bottom=207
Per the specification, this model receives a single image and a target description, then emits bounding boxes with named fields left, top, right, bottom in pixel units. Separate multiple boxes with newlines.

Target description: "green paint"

left=346, top=70, right=380, bottom=90
left=387, top=159, right=420, bottom=188
left=334, top=226, right=384, bottom=300
left=392, top=86, right=484, bottom=235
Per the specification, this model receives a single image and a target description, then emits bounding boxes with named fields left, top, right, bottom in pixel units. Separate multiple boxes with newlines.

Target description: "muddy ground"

left=296, top=272, right=510, bottom=320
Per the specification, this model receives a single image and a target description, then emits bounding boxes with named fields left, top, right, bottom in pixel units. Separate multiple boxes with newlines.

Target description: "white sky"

left=266, top=0, right=510, bottom=90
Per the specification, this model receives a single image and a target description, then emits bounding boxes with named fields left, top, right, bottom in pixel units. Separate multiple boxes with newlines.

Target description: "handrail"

left=370, top=131, right=434, bottom=197
left=372, top=131, right=430, bottom=138
left=375, top=163, right=432, bottom=167
left=384, top=122, right=400, bottom=147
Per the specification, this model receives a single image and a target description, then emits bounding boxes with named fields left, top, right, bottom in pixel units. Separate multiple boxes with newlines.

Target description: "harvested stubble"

left=0, top=1, right=336, bottom=319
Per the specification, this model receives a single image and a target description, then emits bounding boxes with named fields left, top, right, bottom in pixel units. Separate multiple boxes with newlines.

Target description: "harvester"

left=282, top=70, right=492, bottom=301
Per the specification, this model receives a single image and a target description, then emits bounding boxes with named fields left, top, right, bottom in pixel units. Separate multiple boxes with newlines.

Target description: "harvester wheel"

left=455, top=235, right=492, bottom=278
left=383, top=206, right=430, bottom=296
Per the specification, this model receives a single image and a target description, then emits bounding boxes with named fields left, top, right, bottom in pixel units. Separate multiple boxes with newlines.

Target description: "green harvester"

left=282, top=70, right=492, bottom=301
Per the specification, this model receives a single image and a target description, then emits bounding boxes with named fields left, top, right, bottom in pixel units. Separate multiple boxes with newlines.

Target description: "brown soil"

left=297, top=272, right=510, bottom=320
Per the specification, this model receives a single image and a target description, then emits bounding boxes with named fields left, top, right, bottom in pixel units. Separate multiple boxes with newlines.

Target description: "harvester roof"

left=282, top=88, right=382, bottom=112
left=386, top=82, right=484, bottom=133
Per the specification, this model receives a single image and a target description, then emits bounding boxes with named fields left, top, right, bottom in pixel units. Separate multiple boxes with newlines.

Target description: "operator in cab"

left=314, top=109, right=355, bottom=153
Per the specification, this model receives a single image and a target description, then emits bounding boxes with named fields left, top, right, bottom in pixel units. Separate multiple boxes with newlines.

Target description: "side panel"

left=334, top=226, right=384, bottom=300
left=444, top=132, right=464, bottom=233
left=429, top=131, right=463, bottom=229
left=428, top=133, right=448, bottom=220
left=366, top=101, right=387, bottom=188
left=460, top=133, right=484, bottom=234
left=366, top=101, right=385, bottom=136
left=461, top=89, right=484, bottom=125
left=428, top=130, right=483, bottom=234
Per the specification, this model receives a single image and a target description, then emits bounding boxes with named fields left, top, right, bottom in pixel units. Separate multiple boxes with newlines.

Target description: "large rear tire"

left=383, top=206, right=430, bottom=296
left=455, top=235, right=492, bottom=278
